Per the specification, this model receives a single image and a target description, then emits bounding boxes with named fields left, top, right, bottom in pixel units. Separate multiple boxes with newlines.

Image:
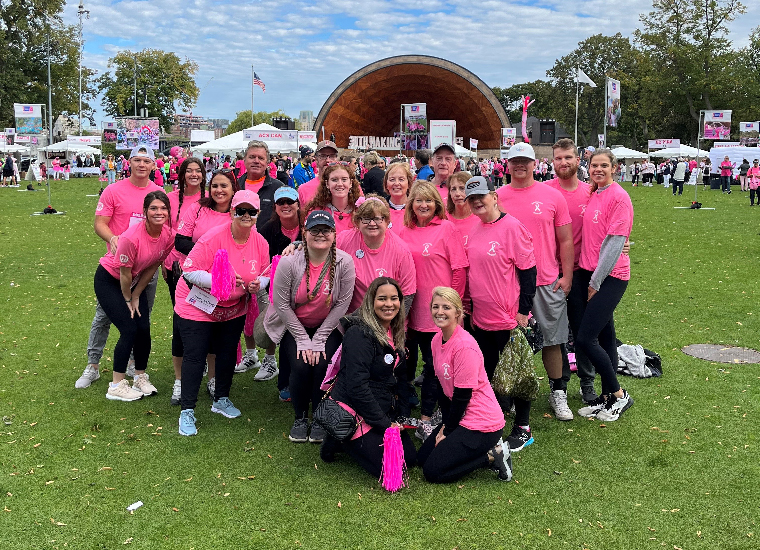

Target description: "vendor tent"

left=192, top=123, right=316, bottom=156
left=649, top=145, right=708, bottom=158
left=611, top=146, right=648, bottom=159
left=454, top=143, right=476, bottom=157
left=0, top=143, right=30, bottom=153
left=38, top=142, right=101, bottom=155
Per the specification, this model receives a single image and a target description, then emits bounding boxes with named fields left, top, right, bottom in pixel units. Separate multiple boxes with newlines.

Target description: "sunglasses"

left=308, top=227, right=334, bottom=236
left=213, top=168, right=235, bottom=175
left=276, top=198, right=296, bottom=206
left=234, top=207, right=259, bottom=217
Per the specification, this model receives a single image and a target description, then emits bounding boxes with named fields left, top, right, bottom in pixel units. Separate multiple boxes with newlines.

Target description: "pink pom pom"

left=380, top=426, right=407, bottom=492
left=243, top=293, right=259, bottom=338
left=210, top=249, right=235, bottom=301
left=236, top=341, right=242, bottom=365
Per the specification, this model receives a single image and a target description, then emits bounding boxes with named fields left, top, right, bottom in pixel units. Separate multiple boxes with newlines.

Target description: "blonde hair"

left=351, top=194, right=390, bottom=227
left=357, top=277, right=405, bottom=349
left=404, top=181, right=446, bottom=228
left=363, top=151, right=381, bottom=166
left=430, top=286, right=463, bottom=320
left=445, top=171, right=472, bottom=215
left=383, top=162, right=415, bottom=196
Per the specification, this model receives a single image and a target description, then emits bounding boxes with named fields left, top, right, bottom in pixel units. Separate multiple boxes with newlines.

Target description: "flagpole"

left=575, top=68, right=579, bottom=144
left=251, top=66, right=254, bottom=128
left=603, top=76, right=608, bottom=149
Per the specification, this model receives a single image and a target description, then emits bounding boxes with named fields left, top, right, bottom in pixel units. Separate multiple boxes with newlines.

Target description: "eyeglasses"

left=276, top=198, right=296, bottom=206
left=317, top=153, right=339, bottom=161
left=360, top=217, right=386, bottom=225
left=213, top=168, right=234, bottom=175
left=308, top=227, right=334, bottom=236
left=234, top=207, right=259, bottom=217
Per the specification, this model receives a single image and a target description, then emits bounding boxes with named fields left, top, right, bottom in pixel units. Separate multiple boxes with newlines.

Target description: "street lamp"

left=77, top=0, right=90, bottom=135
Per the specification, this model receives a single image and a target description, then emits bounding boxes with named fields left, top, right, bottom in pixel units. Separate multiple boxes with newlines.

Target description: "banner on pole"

left=739, top=122, right=759, bottom=147
left=606, top=78, right=621, bottom=127
left=598, top=134, right=606, bottom=148
left=103, top=121, right=116, bottom=129
left=115, top=117, right=160, bottom=150
left=103, top=129, right=117, bottom=143
left=14, top=104, right=44, bottom=134
left=67, top=135, right=101, bottom=145
left=648, top=139, right=680, bottom=149
left=297, top=131, right=317, bottom=143
left=501, top=127, right=516, bottom=148
left=190, top=130, right=215, bottom=143
left=429, top=121, right=456, bottom=151
left=14, top=135, right=30, bottom=143
left=703, top=110, right=732, bottom=140
left=469, top=138, right=478, bottom=149
left=243, top=129, right=298, bottom=141
left=404, top=104, right=427, bottom=134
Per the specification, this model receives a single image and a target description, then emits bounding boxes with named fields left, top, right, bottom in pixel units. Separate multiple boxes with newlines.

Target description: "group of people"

left=75, top=136, right=635, bottom=486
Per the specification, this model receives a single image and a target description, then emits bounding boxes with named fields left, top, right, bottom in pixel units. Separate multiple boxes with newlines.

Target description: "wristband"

left=125, top=298, right=132, bottom=302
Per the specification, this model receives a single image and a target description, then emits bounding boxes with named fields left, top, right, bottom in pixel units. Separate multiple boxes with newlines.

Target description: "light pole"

left=77, top=1, right=89, bottom=135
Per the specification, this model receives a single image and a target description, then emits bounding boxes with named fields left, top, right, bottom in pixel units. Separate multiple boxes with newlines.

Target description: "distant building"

left=52, top=114, right=80, bottom=140
left=298, top=110, right=314, bottom=131
left=171, top=114, right=227, bottom=139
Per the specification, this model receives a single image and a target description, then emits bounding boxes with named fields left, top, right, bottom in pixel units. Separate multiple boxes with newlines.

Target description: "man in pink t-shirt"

left=298, top=141, right=338, bottom=207
left=496, top=142, right=574, bottom=422
left=429, top=143, right=457, bottom=203
left=77, top=146, right=164, bottom=390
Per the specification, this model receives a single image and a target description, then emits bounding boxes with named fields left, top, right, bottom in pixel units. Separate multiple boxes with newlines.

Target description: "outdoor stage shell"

left=313, top=55, right=511, bottom=151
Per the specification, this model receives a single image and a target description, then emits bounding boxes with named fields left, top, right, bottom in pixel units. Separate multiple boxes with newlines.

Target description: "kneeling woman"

left=322, top=277, right=416, bottom=477
left=95, top=191, right=175, bottom=401
left=264, top=210, right=356, bottom=444
left=174, top=190, right=270, bottom=435
left=417, top=288, right=512, bottom=482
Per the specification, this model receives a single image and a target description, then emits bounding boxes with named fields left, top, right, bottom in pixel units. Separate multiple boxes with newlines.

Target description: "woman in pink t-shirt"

left=94, top=191, right=174, bottom=403
left=464, top=175, right=537, bottom=452
left=175, top=190, right=270, bottom=436
left=719, top=156, right=735, bottom=193
left=576, top=149, right=634, bottom=422
left=446, top=171, right=479, bottom=248
left=383, top=162, right=414, bottom=232
left=747, top=159, right=760, bottom=206
left=397, top=181, right=468, bottom=441
left=304, top=164, right=362, bottom=235
left=417, top=287, right=511, bottom=483
left=264, top=210, right=355, bottom=443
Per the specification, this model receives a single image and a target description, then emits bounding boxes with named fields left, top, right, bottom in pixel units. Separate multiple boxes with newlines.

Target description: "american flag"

left=253, top=72, right=266, bottom=93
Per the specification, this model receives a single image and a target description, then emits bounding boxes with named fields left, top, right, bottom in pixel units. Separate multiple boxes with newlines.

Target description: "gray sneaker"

left=580, top=384, right=599, bottom=404
left=289, top=418, right=308, bottom=443
left=170, top=380, right=181, bottom=406
left=75, top=365, right=100, bottom=389
left=254, top=355, right=278, bottom=381
left=415, top=419, right=434, bottom=442
left=430, top=408, right=443, bottom=427
left=309, top=422, right=326, bottom=443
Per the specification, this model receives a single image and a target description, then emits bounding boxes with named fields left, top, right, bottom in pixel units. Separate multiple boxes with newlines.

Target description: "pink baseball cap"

left=231, top=189, right=260, bottom=210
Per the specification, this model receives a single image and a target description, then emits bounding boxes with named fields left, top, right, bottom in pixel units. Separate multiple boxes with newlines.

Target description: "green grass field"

left=0, top=178, right=757, bottom=550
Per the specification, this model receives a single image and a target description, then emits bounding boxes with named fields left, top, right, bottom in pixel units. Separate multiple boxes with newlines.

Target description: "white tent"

left=38, top=142, right=101, bottom=155
left=611, top=146, right=648, bottom=159
left=191, top=123, right=316, bottom=156
left=0, top=143, right=30, bottom=153
left=454, top=143, right=476, bottom=157
left=649, top=145, right=708, bottom=158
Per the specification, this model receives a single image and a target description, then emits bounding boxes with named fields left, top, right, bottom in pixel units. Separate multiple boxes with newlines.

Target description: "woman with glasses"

left=264, top=210, right=355, bottom=444
left=396, top=182, right=468, bottom=441
left=174, top=168, right=240, bottom=402
left=383, top=161, right=414, bottom=231
left=175, top=190, right=270, bottom=436
left=304, top=163, right=362, bottom=235
left=105, top=155, right=116, bottom=184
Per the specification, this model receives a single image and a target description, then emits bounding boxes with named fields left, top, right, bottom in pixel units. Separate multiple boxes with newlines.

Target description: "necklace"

left=328, top=203, right=351, bottom=221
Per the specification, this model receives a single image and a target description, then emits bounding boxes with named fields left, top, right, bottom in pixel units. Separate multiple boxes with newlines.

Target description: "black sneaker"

left=320, top=434, right=342, bottom=463
left=288, top=418, right=308, bottom=443
left=488, top=438, right=513, bottom=481
left=309, top=422, right=326, bottom=444
left=580, top=384, right=599, bottom=404
left=506, top=425, right=534, bottom=452
left=578, top=395, right=606, bottom=418
left=595, top=390, right=634, bottom=422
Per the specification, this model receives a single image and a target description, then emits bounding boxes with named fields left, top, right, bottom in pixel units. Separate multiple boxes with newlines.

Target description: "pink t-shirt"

left=294, top=261, right=332, bottom=328
left=175, top=222, right=270, bottom=322
left=268, top=162, right=277, bottom=178
left=448, top=214, right=480, bottom=248
left=720, top=161, right=733, bottom=177
left=177, top=202, right=230, bottom=243
left=397, top=218, right=469, bottom=332
left=164, top=190, right=202, bottom=269
left=579, top=183, right=633, bottom=281
left=96, top=178, right=163, bottom=252
left=298, top=177, right=320, bottom=206
left=281, top=225, right=299, bottom=241
left=689, top=160, right=698, bottom=171
left=747, top=166, right=760, bottom=189
left=99, top=221, right=174, bottom=283
left=387, top=207, right=405, bottom=232
left=235, top=159, right=245, bottom=178
left=496, top=182, right=571, bottom=286
left=337, top=228, right=417, bottom=312
left=154, top=169, right=164, bottom=187
left=467, top=214, right=535, bottom=331
left=245, top=177, right=265, bottom=195
left=434, top=183, right=449, bottom=204
left=546, top=178, right=591, bottom=271
left=432, top=326, right=506, bottom=433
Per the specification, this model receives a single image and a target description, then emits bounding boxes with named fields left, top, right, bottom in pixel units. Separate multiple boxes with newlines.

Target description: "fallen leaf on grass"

left=123, top=537, right=133, bottom=544
left=172, top=507, right=179, bottom=512
left=50, top=518, right=66, bottom=526
left=337, top=501, right=342, bottom=508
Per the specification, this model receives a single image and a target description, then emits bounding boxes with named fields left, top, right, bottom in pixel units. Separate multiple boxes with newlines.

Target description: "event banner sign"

left=190, top=130, right=215, bottom=143
left=14, top=135, right=30, bottom=143
left=67, top=135, right=101, bottom=145
left=470, top=138, right=478, bottom=149
left=103, top=129, right=117, bottom=143
left=598, top=134, right=606, bottom=148
left=348, top=136, right=401, bottom=150
left=739, top=122, right=758, bottom=147
left=14, top=104, right=43, bottom=134
left=648, top=139, right=680, bottom=149
left=243, top=129, right=298, bottom=141
left=103, top=121, right=116, bottom=129
left=116, top=117, right=160, bottom=150
left=703, top=110, right=731, bottom=140
left=297, top=131, right=317, bottom=143
left=501, top=127, right=516, bottom=148
left=404, top=103, right=427, bottom=134
left=429, top=121, right=456, bottom=151
left=606, top=78, right=621, bottom=128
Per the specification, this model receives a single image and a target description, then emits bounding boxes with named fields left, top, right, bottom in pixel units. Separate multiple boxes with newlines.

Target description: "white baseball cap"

left=507, top=142, right=536, bottom=160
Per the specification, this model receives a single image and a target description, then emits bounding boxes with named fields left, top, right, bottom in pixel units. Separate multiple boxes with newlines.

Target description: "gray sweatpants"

left=87, top=270, right=159, bottom=364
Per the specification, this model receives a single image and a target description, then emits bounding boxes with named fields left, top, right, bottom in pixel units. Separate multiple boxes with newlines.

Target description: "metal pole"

left=47, top=26, right=53, bottom=205
left=251, top=66, right=254, bottom=128
left=399, top=104, right=404, bottom=154
left=78, top=4, right=82, bottom=135
left=603, top=76, right=607, bottom=149
left=696, top=110, right=703, bottom=201
left=574, top=68, right=579, bottom=144
left=134, top=55, right=137, bottom=116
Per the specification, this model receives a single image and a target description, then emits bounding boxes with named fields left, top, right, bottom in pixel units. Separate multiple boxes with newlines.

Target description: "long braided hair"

left=176, top=158, right=206, bottom=223
left=303, top=229, right=337, bottom=307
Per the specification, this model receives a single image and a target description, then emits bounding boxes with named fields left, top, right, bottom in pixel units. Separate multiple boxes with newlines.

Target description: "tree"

left=492, top=81, right=555, bottom=126
left=96, top=49, right=199, bottom=131
left=225, top=110, right=293, bottom=135
left=0, top=0, right=97, bottom=128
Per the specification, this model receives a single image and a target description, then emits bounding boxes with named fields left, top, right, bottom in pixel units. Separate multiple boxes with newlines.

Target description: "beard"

left=555, top=164, right=577, bottom=179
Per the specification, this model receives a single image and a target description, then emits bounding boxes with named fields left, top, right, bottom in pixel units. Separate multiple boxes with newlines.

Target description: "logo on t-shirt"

left=462, top=235, right=469, bottom=246
left=579, top=204, right=587, bottom=217
left=421, top=243, right=432, bottom=256
left=119, top=254, right=129, bottom=264
left=376, top=268, right=388, bottom=277
left=184, top=258, right=193, bottom=268
left=442, top=362, right=451, bottom=380
left=531, top=201, right=543, bottom=214
left=487, top=241, right=500, bottom=256
left=249, top=260, right=258, bottom=273
left=177, top=221, right=184, bottom=231
left=96, top=202, right=104, bottom=211
left=592, top=210, right=601, bottom=223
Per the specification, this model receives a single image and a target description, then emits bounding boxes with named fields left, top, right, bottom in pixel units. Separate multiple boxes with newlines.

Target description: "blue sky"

left=61, top=0, right=759, bottom=127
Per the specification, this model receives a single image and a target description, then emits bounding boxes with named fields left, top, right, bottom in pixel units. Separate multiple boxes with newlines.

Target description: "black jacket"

left=361, top=166, right=386, bottom=197
left=238, top=173, right=284, bottom=231
left=331, top=316, right=411, bottom=431
left=259, top=217, right=302, bottom=259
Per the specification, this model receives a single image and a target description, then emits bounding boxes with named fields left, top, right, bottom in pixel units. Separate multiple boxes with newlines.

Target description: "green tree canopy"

left=225, top=110, right=292, bottom=135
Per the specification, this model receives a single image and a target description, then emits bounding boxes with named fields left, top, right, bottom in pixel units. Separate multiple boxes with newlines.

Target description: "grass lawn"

left=0, top=178, right=757, bottom=550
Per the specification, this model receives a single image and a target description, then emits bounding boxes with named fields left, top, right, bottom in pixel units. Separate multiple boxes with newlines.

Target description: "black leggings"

left=165, top=266, right=184, bottom=357
left=417, top=423, right=501, bottom=483
left=178, top=315, right=245, bottom=409
left=565, top=270, right=597, bottom=386
left=406, top=329, right=439, bottom=417
left=282, top=327, right=342, bottom=419
left=573, top=269, right=627, bottom=396
left=93, top=265, right=151, bottom=374
left=751, top=188, right=759, bottom=206
left=343, top=428, right=417, bottom=479
left=469, top=325, right=530, bottom=426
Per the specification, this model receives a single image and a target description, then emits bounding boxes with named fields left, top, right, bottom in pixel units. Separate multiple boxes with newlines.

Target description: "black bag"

left=519, top=317, right=544, bottom=354
left=313, top=396, right=360, bottom=441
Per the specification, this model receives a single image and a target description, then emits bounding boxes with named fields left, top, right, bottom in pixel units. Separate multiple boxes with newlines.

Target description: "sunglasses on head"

left=276, top=198, right=296, bottom=206
left=234, top=206, right=259, bottom=217
left=213, top=168, right=234, bottom=175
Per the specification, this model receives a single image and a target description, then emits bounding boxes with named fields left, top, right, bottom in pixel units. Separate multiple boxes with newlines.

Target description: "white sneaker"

left=106, top=379, right=143, bottom=402
left=578, top=395, right=606, bottom=418
left=126, top=360, right=136, bottom=378
left=75, top=365, right=100, bottom=389
left=548, top=390, right=574, bottom=421
left=595, top=390, right=634, bottom=422
left=254, top=355, right=278, bottom=381
left=133, top=373, right=158, bottom=396
left=235, top=350, right=261, bottom=373
left=170, top=380, right=181, bottom=406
